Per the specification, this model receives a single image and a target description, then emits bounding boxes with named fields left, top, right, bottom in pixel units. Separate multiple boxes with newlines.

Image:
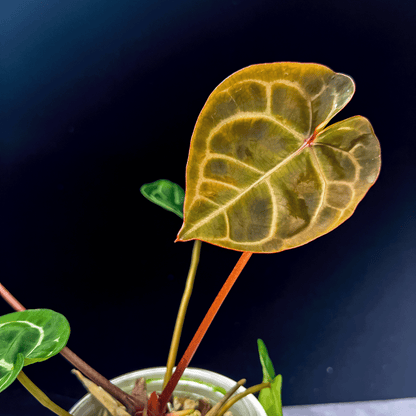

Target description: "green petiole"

left=163, top=239, right=202, bottom=389
left=215, top=382, right=271, bottom=416
left=16, top=371, right=72, bottom=416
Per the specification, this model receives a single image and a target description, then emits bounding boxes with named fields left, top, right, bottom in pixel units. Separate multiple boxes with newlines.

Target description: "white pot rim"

left=69, top=366, right=267, bottom=416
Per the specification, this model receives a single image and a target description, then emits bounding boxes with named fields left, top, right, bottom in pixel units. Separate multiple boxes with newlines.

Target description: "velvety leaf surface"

left=141, top=179, right=185, bottom=219
left=0, top=309, right=70, bottom=393
left=176, top=62, right=381, bottom=252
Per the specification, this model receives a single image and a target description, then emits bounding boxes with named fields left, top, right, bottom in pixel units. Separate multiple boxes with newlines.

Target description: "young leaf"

left=141, top=179, right=185, bottom=219
left=257, top=339, right=282, bottom=416
left=258, top=374, right=283, bottom=416
left=176, top=62, right=381, bottom=253
left=257, top=339, right=275, bottom=383
left=0, top=309, right=70, bottom=393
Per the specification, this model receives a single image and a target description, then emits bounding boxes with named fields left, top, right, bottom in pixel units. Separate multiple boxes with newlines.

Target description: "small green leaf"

left=259, top=374, right=283, bottom=416
left=0, top=309, right=70, bottom=393
left=257, top=339, right=282, bottom=416
left=257, top=338, right=276, bottom=383
left=140, top=179, right=185, bottom=219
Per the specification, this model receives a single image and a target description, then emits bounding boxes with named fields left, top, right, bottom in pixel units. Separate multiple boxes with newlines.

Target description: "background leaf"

left=176, top=62, right=381, bottom=253
left=141, top=179, right=185, bottom=219
left=0, top=309, right=70, bottom=393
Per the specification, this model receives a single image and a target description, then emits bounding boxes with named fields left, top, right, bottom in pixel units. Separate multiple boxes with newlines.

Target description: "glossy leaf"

left=257, top=339, right=282, bottom=416
left=257, top=339, right=275, bottom=383
left=0, top=309, right=70, bottom=393
left=141, top=179, right=185, bottom=219
left=176, top=62, right=381, bottom=252
left=259, top=375, right=283, bottom=416
left=0, top=352, right=24, bottom=394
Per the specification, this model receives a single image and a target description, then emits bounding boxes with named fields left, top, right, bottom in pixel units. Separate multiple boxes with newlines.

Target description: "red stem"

left=157, top=251, right=253, bottom=413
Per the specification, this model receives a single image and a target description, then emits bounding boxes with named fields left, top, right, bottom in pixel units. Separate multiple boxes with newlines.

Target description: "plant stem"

left=60, top=347, right=138, bottom=413
left=0, top=282, right=139, bottom=415
left=163, top=240, right=202, bottom=389
left=16, top=370, right=72, bottom=416
left=158, top=252, right=253, bottom=413
left=215, top=382, right=270, bottom=416
left=166, top=410, right=195, bottom=416
left=205, top=379, right=246, bottom=416
left=0, top=283, right=25, bottom=311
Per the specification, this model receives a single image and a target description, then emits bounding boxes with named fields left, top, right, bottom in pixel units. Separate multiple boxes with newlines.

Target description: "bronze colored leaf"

left=176, top=63, right=381, bottom=253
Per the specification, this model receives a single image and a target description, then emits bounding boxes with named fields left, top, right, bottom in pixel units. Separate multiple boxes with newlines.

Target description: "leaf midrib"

left=181, top=140, right=311, bottom=239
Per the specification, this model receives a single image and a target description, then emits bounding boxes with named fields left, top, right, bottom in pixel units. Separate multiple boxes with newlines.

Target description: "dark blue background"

left=1, top=0, right=415, bottom=414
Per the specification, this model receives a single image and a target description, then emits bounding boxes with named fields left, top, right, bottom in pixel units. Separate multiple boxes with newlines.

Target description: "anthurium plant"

left=0, top=62, right=381, bottom=416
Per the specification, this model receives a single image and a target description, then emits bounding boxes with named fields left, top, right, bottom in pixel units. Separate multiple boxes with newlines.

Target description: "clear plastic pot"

left=69, top=367, right=268, bottom=416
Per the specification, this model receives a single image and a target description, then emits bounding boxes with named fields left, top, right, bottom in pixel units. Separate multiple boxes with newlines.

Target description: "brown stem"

left=158, top=252, right=253, bottom=413
left=61, top=347, right=138, bottom=414
left=0, top=282, right=139, bottom=415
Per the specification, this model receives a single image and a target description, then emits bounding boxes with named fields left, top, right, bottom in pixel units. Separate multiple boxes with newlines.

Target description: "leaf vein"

left=182, top=142, right=308, bottom=239
left=209, top=113, right=306, bottom=142
left=208, top=152, right=265, bottom=174
left=309, top=147, right=328, bottom=222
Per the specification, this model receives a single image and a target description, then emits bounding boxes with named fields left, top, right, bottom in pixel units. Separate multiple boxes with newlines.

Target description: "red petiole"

left=156, top=251, right=253, bottom=414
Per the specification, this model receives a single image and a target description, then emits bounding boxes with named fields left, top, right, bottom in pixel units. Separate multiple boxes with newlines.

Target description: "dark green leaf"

left=0, top=353, right=24, bottom=394
left=140, top=179, right=185, bottom=219
left=0, top=309, right=70, bottom=393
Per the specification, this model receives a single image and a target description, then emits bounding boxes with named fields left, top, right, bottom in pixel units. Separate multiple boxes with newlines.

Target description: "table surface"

left=283, top=398, right=416, bottom=415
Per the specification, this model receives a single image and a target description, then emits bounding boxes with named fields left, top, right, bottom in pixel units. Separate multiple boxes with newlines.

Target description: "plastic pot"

left=69, top=367, right=268, bottom=416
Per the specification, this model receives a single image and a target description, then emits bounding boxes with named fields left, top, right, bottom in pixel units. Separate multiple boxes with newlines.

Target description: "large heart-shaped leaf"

left=0, top=309, right=70, bottom=393
left=176, top=62, right=381, bottom=252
